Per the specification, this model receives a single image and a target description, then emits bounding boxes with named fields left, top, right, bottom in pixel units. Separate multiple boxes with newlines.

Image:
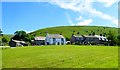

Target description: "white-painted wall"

left=45, top=36, right=66, bottom=45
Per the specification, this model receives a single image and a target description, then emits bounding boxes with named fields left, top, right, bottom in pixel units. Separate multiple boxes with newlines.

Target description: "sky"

left=1, top=0, right=119, bottom=34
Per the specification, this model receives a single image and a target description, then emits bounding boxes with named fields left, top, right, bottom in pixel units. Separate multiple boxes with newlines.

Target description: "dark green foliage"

left=12, top=30, right=34, bottom=45
left=0, top=29, right=2, bottom=34
left=117, top=35, right=120, bottom=46
left=66, top=37, right=70, bottom=41
left=103, top=33, right=107, bottom=37
left=89, top=34, right=91, bottom=36
left=107, top=31, right=117, bottom=46
left=103, top=27, right=106, bottom=29
left=97, top=29, right=99, bottom=31
left=13, top=30, right=27, bottom=41
left=77, top=32, right=80, bottom=34
left=100, top=34, right=102, bottom=36
left=2, top=36, right=10, bottom=43
left=92, top=32, right=95, bottom=36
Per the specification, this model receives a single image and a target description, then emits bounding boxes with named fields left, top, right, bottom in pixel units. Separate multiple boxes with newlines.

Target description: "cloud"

left=65, top=12, right=75, bottom=26
left=26, top=30, right=34, bottom=33
left=65, top=12, right=92, bottom=26
left=97, top=0, right=119, bottom=7
left=48, top=0, right=118, bottom=26
left=112, top=19, right=118, bottom=26
left=76, top=16, right=83, bottom=21
left=77, top=19, right=93, bottom=26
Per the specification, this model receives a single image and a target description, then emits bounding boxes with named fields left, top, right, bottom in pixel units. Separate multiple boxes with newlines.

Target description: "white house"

left=45, top=33, right=66, bottom=45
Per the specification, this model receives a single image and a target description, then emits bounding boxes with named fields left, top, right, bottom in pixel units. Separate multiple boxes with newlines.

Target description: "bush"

left=90, top=42, right=97, bottom=45
left=2, top=36, right=10, bottom=43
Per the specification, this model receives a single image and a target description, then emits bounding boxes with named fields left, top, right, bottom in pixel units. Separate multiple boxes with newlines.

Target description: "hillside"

left=30, top=26, right=118, bottom=39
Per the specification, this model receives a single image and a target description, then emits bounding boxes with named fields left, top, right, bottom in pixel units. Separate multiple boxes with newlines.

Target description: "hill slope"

left=30, top=26, right=118, bottom=39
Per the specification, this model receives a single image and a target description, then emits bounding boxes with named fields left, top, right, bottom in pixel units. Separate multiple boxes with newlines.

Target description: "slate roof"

left=73, top=35, right=82, bottom=37
left=73, top=35, right=97, bottom=38
left=83, top=35, right=98, bottom=38
left=73, top=35, right=108, bottom=41
left=47, top=34, right=65, bottom=38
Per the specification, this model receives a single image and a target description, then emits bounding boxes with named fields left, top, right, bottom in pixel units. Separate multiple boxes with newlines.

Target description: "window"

left=53, top=38, right=56, bottom=42
left=53, top=38, right=56, bottom=45
left=61, top=38, right=64, bottom=41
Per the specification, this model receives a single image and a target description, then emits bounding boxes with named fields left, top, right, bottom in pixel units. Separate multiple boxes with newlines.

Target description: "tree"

left=73, top=31, right=75, bottom=32
left=100, top=34, right=102, bottom=36
left=77, top=32, right=80, bottom=34
left=89, top=34, right=91, bottom=36
left=13, top=30, right=27, bottom=41
left=91, top=31, right=93, bottom=33
left=66, top=37, right=70, bottom=41
left=92, top=32, right=95, bottom=36
left=73, top=31, right=75, bottom=34
left=2, top=36, right=10, bottom=43
left=107, top=31, right=117, bottom=46
left=103, top=27, right=106, bottom=29
left=25, top=34, right=34, bottom=42
left=97, top=29, right=99, bottom=31
left=0, top=29, right=2, bottom=34
left=12, top=30, right=34, bottom=45
left=117, top=35, right=120, bottom=46
left=86, top=31, right=88, bottom=33
left=103, top=33, right=107, bottom=37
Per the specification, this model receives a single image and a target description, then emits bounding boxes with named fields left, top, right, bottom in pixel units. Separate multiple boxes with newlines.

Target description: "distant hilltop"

left=30, top=26, right=118, bottom=39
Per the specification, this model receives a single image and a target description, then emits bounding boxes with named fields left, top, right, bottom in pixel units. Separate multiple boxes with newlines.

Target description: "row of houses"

left=71, top=34, right=108, bottom=45
left=9, top=33, right=108, bottom=47
left=33, top=33, right=108, bottom=46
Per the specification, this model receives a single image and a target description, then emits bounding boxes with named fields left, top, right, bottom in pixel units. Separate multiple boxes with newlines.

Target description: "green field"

left=0, top=48, right=2, bottom=69
left=2, top=45, right=118, bottom=68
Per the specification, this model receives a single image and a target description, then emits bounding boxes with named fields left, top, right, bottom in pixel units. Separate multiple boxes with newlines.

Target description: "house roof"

left=84, top=35, right=98, bottom=38
left=35, top=36, right=46, bottom=40
left=73, top=35, right=82, bottom=37
left=73, top=35, right=97, bottom=38
left=47, top=34, right=65, bottom=38
left=95, top=35, right=108, bottom=41
left=73, top=35, right=108, bottom=41
left=12, top=40, right=26, bottom=43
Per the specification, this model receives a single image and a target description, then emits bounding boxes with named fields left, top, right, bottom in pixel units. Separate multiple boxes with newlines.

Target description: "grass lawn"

left=2, top=45, right=118, bottom=68
left=0, top=48, right=2, bottom=69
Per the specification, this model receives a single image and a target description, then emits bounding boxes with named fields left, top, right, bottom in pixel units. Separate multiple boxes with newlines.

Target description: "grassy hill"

left=30, top=26, right=118, bottom=39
